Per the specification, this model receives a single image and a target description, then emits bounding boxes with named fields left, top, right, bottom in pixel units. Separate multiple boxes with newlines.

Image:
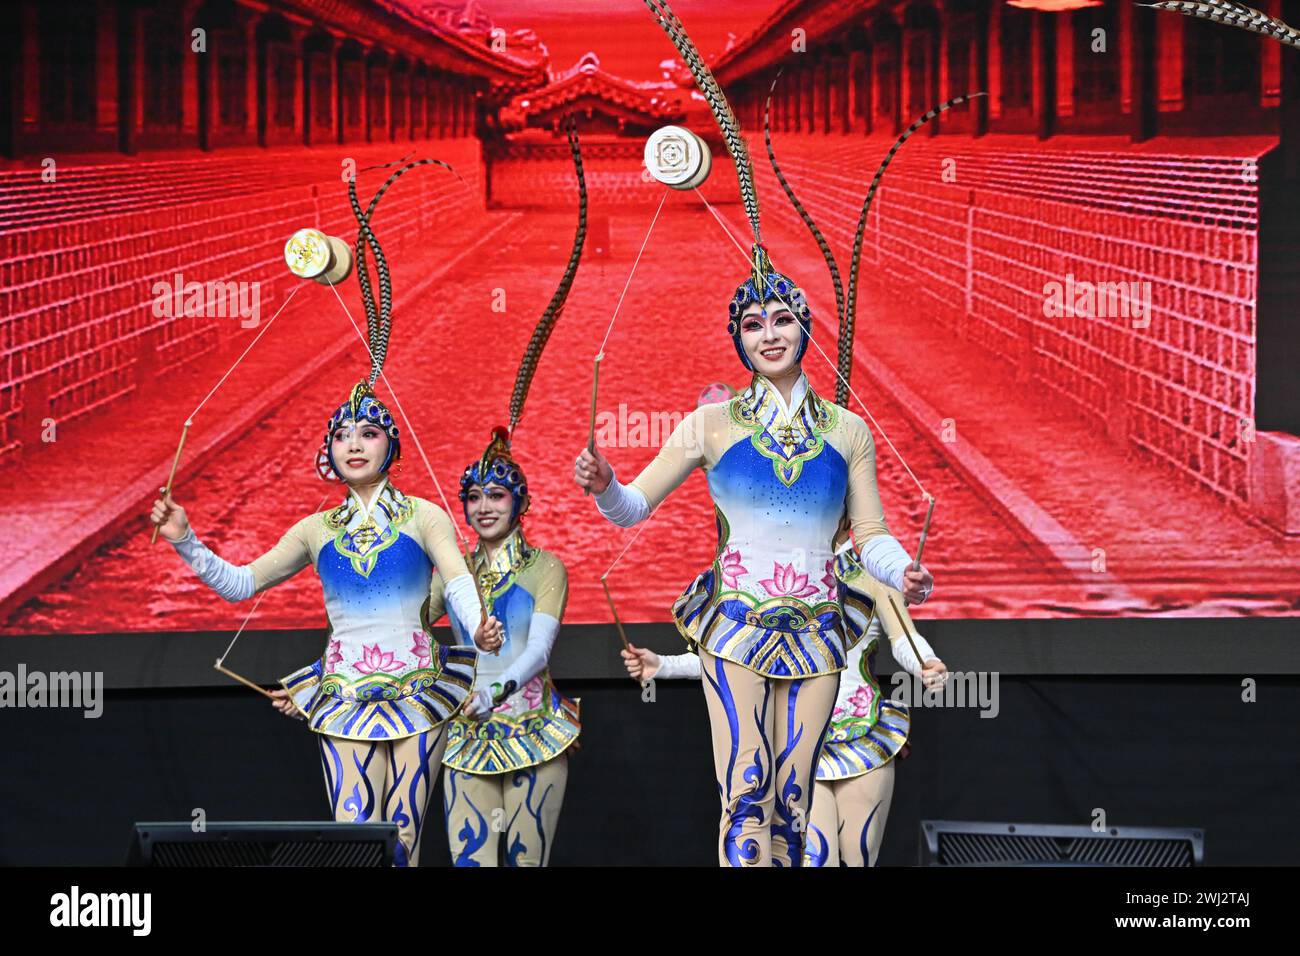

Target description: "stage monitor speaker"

left=126, top=822, right=398, bottom=867
left=920, top=820, right=1204, bottom=867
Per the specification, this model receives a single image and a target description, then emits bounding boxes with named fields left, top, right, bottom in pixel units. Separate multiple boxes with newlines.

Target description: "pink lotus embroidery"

left=522, top=675, right=544, bottom=709
left=353, top=644, right=405, bottom=674
left=848, top=684, right=876, bottom=717
left=719, top=548, right=748, bottom=589
left=760, top=561, right=820, bottom=599
left=496, top=675, right=544, bottom=713
left=326, top=639, right=343, bottom=670
left=822, top=559, right=839, bottom=600
left=832, top=704, right=846, bottom=718
left=409, top=630, right=432, bottom=669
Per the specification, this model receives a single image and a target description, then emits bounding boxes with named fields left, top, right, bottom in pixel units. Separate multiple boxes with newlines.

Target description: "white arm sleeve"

left=170, top=528, right=255, bottom=603
left=889, top=629, right=938, bottom=678
left=444, top=573, right=484, bottom=644
left=858, top=533, right=914, bottom=593
left=656, top=653, right=701, bottom=680
left=593, top=467, right=651, bottom=528
left=498, top=612, right=560, bottom=690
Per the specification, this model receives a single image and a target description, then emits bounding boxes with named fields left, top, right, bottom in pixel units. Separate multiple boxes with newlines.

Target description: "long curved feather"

left=1138, top=0, right=1300, bottom=50
left=643, top=0, right=762, bottom=247
left=347, top=157, right=464, bottom=384
left=761, top=67, right=850, bottom=404
left=844, top=93, right=986, bottom=393
left=509, top=118, right=588, bottom=433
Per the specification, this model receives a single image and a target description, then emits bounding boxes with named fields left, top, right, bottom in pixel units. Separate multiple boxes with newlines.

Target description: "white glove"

left=593, top=467, right=651, bottom=527
left=444, top=574, right=484, bottom=646
left=496, top=613, right=559, bottom=689
left=890, top=630, right=938, bottom=679
left=170, top=528, right=255, bottom=602
left=858, top=533, right=913, bottom=593
left=656, top=653, right=702, bottom=680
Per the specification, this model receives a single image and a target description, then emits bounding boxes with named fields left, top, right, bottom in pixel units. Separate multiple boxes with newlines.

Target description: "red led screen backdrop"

left=1, top=0, right=1298, bottom=636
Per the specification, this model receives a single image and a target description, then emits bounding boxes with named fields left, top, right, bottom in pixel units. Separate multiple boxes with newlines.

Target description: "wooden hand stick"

left=214, top=660, right=276, bottom=700
left=601, top=576, right=631, bottom=652
left=913, top=493, right=936, bottom=571
left=584, top=354, right=602, bottom=497
left=886, top=594, right=925, bottom=668
left=152, top=420, right=191, bottom=544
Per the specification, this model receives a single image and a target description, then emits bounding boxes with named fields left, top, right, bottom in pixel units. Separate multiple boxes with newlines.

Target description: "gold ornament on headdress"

left=347, top=380, right=372, bottom=420
left=478, top=426, right=515, bottom=480
left=750, top=245, right=772, bottom=306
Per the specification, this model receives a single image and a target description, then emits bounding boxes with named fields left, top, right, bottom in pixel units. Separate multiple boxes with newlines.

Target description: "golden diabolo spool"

left=283, top=228, right=353, bottom=285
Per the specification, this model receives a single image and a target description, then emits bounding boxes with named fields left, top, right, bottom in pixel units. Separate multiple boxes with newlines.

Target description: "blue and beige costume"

left=164, top=153, right=492, bottom=867
left=595, top=370, right=926, bottom=866
left=167, top=461, right=484, bottom=867
left=426, top=117, right=586, bottom=866
left=429, top=521, right=579, bottom=867
left=803, top=568, right=934, bottom=867
left=616, top=0, right=933, bottom=866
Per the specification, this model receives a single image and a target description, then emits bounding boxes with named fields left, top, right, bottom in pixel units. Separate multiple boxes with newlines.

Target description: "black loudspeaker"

left=126, top=822, right=398, bottom=867
left=920, top=821, right=1204, bottom=867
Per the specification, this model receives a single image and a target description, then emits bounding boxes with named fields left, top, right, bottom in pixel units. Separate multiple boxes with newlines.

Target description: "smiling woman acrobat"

left=427, top=119, right=586, bottom=867
left=148, top=158, right=504, bottom=868
left=572, top=0, right=935, bottom=867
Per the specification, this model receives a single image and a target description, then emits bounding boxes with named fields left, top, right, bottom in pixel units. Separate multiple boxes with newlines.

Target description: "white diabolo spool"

left=644, top=125, right=712, bottom=190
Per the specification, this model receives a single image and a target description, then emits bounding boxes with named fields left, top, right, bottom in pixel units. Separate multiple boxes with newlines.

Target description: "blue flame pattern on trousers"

left=443, top=755, right=569, bottom=866
left=804, top=763, right=897, bottom=866
left=318, top=726, right=447, bottom=867
left=699, top=649, right=838, bottom=867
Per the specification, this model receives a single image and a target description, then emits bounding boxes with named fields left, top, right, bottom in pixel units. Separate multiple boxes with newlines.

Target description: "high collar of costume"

left=471, top=525, right=533, bottom=583
left=743, top=371, right=812, bottom=424
left=328, top=477, right=409, bottom=533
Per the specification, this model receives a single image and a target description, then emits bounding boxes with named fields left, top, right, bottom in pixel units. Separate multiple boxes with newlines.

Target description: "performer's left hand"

left=902, top=565, right=933, bottom=605
left=269, top=688, right=304, bottom=720
left=920, top=657, right=948, bottom=689
left=473, top=615, right=504, bottom=654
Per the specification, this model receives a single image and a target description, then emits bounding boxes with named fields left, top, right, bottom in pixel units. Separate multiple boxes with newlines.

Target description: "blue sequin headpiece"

left=323, top=381, right=400, bottom=479
left=459, top=426, right=530, bottom=525
left=725, top=245, right=811, bottom=371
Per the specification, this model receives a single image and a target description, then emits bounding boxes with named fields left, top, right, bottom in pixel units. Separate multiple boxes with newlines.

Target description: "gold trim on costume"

left=729, top=376, right=840, bottom=486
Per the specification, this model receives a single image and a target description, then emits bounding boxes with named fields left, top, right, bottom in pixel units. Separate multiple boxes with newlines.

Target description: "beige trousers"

left=805, top=760, right=896, bottom=866
left=443, top=754, right=569, bottom=866
left=317, top=727, right=448, bottom=868
left=698, top=648, right=840, bottom=867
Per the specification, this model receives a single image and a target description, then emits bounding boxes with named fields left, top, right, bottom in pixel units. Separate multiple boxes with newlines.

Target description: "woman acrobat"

left=150, top=158, right=504, bottom=867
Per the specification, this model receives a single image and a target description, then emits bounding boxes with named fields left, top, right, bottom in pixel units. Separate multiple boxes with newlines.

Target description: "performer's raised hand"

left=920, top=656, right=948, bottom=690
left=573, top=446, right=612, bottom=494
left=473, top=614, right=504, bottom=654
left=149, top=488, right=189, bottom=542
left=621, top=643, right=660, bottom=681
left=268, top=687, right=304, bottom=720
left=902, top=564, right=933, bottom=605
